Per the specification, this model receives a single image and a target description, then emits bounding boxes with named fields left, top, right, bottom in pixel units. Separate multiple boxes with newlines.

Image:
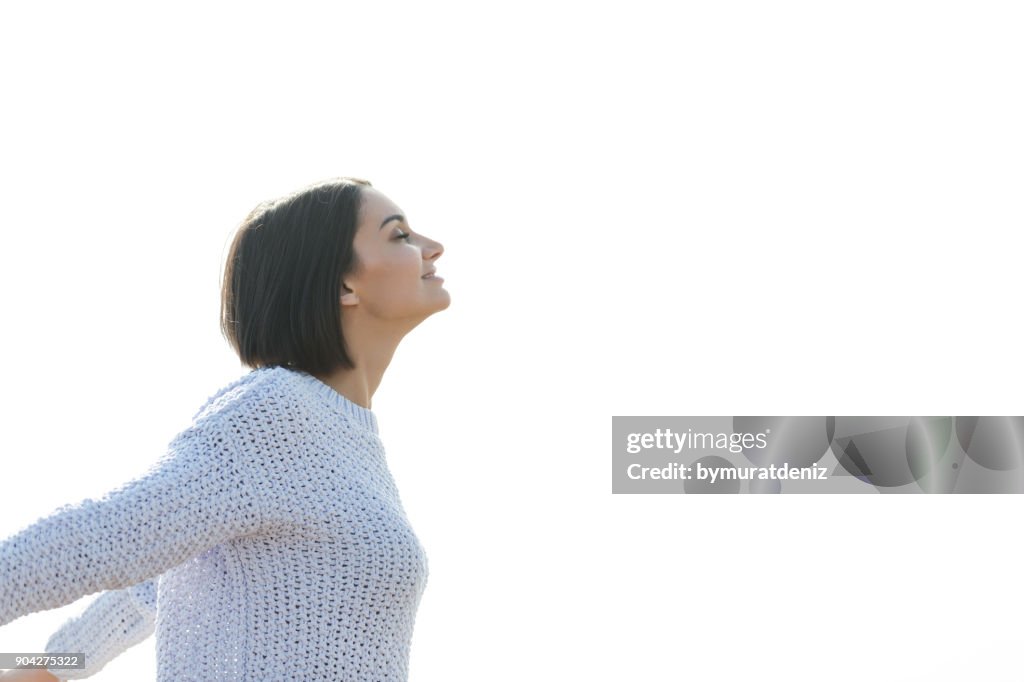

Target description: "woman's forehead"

left=361, top=189, right=404, bottom=225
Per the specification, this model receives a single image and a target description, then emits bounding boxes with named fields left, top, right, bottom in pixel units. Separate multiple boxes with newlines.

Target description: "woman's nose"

left=423, top=237, right=443, bottom=259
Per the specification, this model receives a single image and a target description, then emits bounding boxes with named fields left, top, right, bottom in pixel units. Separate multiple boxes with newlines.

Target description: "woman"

left=0, top=177, right=449, bottom=681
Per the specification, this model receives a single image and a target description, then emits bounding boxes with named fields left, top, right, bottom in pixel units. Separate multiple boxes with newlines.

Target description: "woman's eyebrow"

left=380, top=214, right=405, bottom=230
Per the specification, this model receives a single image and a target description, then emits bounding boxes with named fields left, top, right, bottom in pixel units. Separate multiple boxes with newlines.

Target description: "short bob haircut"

left=220, top=176, right=373, bottom=376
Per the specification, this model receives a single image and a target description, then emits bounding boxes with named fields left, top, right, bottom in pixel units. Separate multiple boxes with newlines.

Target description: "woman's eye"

left=395, top=231, right=412, bottom=241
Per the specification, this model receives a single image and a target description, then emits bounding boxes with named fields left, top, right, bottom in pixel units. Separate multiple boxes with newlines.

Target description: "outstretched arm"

left=0, top=412, right=262, bottom=631
left=35, top=578, right=158, bottom=680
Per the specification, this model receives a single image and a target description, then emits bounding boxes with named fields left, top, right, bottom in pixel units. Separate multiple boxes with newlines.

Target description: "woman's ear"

left=340, top=283, right=359, bottom=307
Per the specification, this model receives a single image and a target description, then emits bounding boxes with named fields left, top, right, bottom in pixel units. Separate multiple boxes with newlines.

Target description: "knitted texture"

left=0, top=366, right=430, bottom=680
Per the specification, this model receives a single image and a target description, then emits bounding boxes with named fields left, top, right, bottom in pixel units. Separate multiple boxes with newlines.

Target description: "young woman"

left=0, top=177, right=449, bottom=681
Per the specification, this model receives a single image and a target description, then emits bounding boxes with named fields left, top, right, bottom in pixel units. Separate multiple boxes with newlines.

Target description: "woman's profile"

left=0, top=176, right=449, bottom=681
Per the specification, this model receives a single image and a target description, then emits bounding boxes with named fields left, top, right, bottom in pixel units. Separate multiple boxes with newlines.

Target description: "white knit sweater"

left=0, top=366, right=430, bottom=680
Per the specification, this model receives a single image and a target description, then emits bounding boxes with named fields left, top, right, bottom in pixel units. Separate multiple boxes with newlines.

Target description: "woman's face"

left=341, top=186, right=450, bottom=324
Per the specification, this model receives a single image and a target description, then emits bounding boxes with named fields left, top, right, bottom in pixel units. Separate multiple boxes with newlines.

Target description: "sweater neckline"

left=285, top=368, right=380, bottom=436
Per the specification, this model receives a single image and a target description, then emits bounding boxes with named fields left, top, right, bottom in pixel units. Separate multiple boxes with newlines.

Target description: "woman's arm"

left=0, top=411, right=263, bottom=629
left=36, top=578, right=157, bottom=679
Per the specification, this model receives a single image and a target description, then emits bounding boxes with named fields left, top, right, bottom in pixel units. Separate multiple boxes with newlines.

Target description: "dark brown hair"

left=220, top=176, right=372, bottom=375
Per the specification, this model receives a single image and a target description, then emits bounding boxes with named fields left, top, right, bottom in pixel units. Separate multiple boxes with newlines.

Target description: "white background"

left=1, top=1, right=1021, bottom=680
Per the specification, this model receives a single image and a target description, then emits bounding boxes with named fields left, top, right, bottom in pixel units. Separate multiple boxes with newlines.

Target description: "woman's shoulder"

left=188, top=365, right=308, bottom=426
left=184, top=365, right=377, bottom=449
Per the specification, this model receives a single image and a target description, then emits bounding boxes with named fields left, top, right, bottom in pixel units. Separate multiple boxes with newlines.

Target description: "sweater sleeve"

left=41, top=578, right=158, bottom=680
left=0, top=411, right=263, bottom=633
